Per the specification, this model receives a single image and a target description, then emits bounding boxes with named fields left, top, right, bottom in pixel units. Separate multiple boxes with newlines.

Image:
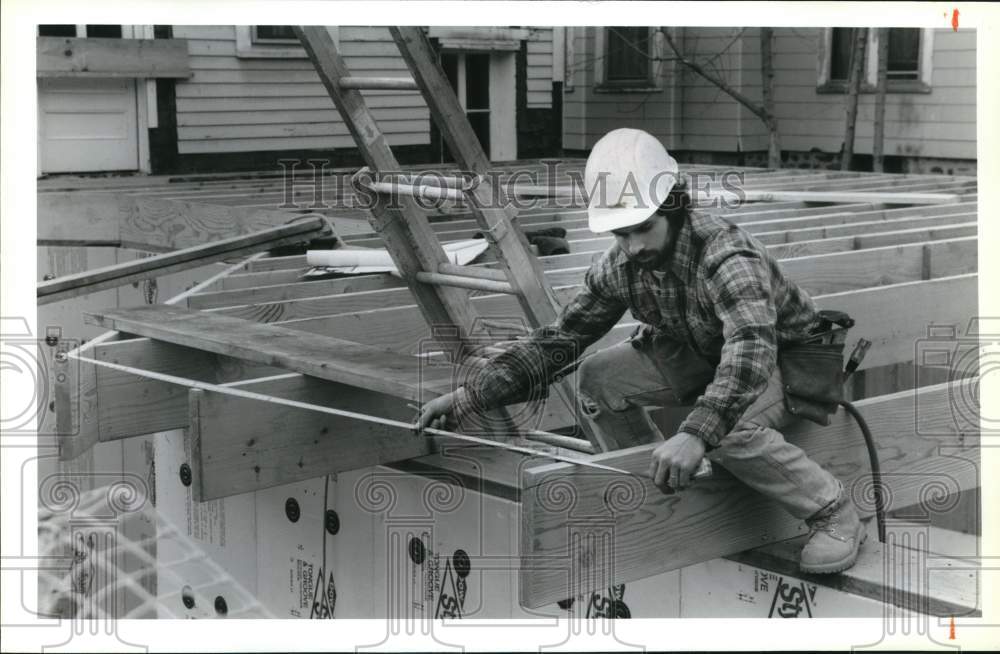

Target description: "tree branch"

left=662, top=29, right=769, bottom=124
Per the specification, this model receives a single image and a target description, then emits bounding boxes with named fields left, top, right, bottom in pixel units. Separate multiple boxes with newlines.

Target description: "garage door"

left=38, top=77, right=139, bottom=173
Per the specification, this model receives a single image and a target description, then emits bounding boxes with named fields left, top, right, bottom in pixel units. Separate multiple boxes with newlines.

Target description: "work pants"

left=577, top=340, right=843, bottom=520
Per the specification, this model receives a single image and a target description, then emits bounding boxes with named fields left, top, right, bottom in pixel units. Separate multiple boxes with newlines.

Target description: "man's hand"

left=413, top=387, right=469, bottom=434
left=648, top=431, right=707, bottom=492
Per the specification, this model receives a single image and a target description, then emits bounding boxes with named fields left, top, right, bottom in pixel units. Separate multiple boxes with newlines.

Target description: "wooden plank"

left=84, top=304, right=450, bottom=401
left=238, top=268, right=977, bottom=368
left=90, top=338, right=283, bottom=442
left=118, top=195, right=314, bottom=251
left=210, top=237, right=977, bottom=324
left=38, top=218, right=329, bottom=305
left=189, top=374, right=434, bottom=500
left=187, top=273, right=404, bottom=310
left=37, top=192, right=123, bottom=246
left=758, top=212, right=976, bottom=244
left=729, top=522, right=980, bottom=616
left=37, top=37, right=192, bottom=78
left=518, top=380, right=980, bottom=607
left=55, top=347, right=99, bottom=460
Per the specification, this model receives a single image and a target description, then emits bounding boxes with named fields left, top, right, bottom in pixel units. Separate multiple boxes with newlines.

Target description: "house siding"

left=173, top=26, right=428, bottom=155
left=563, top=26, right=975, bottom=163
left=526, top=27, right=554, bottom=108
left=562, top=27, right=679, bottom=153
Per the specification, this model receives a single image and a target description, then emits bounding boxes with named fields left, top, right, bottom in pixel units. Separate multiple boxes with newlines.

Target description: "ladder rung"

left=415, top=271, right=514, bottom=295
left=395, top=173, right=482, bottom=191
left=366, top=180, right=466, bottom=202
left=437, top=262, right=508, bottom=282
left=339, top=76, right=418, bottom=90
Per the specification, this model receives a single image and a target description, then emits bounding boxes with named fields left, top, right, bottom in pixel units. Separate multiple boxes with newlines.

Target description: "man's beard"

left=629, top=248, right=670, bottom=271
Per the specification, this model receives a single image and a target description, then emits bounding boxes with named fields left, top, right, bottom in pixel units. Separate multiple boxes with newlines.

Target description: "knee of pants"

left=714, top=421, right=777, bottom=458
left=577, top=357, right=628, bottom=415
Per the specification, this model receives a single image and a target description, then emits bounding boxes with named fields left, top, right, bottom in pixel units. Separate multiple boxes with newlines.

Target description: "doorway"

left=37, top=25, right=146, bottom=174
left=434, top=51, right=517, bottom=163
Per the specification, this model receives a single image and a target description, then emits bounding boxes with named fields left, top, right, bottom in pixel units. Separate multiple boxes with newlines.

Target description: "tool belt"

left=629, top=310, right=855, bottom=425
left=778, top=310, right=854, bottom=426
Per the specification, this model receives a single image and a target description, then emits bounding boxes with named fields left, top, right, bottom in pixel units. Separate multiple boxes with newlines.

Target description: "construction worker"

left=416, top=128, right=865, bottom=574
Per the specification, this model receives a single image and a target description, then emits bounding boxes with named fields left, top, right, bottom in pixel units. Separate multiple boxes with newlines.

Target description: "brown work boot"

left=799, top=494, right=866, bottom=574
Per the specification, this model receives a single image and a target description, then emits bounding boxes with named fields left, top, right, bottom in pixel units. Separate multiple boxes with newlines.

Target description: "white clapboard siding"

left=562, top=27, right=679, bottom=152
left=526, top=28, right=554, bottom=108
left=564, top=26, right=976, bottom=161
left=179, top=132, right=428, bottom=154
left=173, top=25, right=429, bottom=155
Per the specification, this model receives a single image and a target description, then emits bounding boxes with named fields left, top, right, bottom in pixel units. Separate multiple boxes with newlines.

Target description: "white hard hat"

left=584, top=128, right=679, bottom=233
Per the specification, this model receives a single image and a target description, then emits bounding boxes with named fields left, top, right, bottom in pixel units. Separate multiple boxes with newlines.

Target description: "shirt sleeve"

left=678, top=236, right=778, bottom=447
left=461, top=259, right=628, bottom=413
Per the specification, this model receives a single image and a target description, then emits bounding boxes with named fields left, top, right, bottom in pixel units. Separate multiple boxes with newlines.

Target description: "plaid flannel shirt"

left=462, top=210, right=821, bottom=447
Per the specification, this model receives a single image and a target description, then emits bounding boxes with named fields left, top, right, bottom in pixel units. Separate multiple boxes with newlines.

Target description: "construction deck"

left=42, top=160, right=981, bottom=617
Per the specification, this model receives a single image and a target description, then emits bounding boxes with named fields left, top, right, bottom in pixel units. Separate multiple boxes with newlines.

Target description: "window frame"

left=817, top=27, right=933, bottom=95
left=594, top=26, right=663, bottom=93
left=236, top=26, right=339, bottom=59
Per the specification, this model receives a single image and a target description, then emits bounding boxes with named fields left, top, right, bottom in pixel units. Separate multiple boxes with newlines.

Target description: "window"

left=594, top=27, right=661, bottom=92
left=606, top=27, right=650, bottom=84
left=252, top=25, right=299, bottom=44
left=828, top=27, right=857, bottom=82
left=235, top=25, right=334, bottom=59
left=886, top=28, right=920, bottom=81
left=38, top=25, right=77, bottom=37
left=818, top=28, right=932, bottom=94
left=38, top=25, right=122, bottom=38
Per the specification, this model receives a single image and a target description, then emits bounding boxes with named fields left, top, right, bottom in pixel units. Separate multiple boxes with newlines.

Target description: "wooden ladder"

left=293, top=26, right=619, bottom=450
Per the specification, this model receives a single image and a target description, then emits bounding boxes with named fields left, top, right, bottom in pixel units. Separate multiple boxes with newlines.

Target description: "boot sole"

left=799, top=526, right=868, bottom=575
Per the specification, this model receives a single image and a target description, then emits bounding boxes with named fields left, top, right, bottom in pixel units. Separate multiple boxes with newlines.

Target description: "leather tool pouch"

left=778, top=310, right=853, bottom=426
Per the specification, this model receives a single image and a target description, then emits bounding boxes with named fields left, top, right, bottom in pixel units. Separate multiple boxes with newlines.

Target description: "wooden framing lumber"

left=186, top=217, right=975, bottom=312
left=243, top=267, right=977, bottom=363
left=209, top=237, right=977, bottom=324
left=37, top=192, right=320, bottom=250
left=729, top=522, right=980, bottom=616
left=741, top=190, right=959, bottom=205
left=37, top=37, right=192, bottom=78
left=254, top=200, right=974, bottom=265
left=84, top=304, right=453, bottom=401
left=188, top=375, right=434, bottom=500
left=90, top=338, right=282, bottom=441
left=517, top=379, right=980, bottom=607
left=38, top=217, right=329, bottom=305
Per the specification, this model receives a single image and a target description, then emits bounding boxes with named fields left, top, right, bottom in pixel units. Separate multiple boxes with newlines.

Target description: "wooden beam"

left=38, top=218, right=329, bottom=305
left=742, top=190, right=959, bottom=205
left=232, top=200, right=973, bottom=274
left=89, top=338, right=282, bottom=442
left=517, top=380, right=980, bottom=607
left=37, top=192, right=123, bottom=246
left=247, top=266, right=977, bottom=365
left=118, top=196, right=317, bottom=251
left=187, top=217, right=975, bottom=311
left=84, top=304, right=453, bottom=401
left=37, top=37, right=192, bottom=78
left=729, top=522, right=980, bottom=616
left=189, top=375, right=434, bottom=500
left=210, top=237, right=977, bottom=324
